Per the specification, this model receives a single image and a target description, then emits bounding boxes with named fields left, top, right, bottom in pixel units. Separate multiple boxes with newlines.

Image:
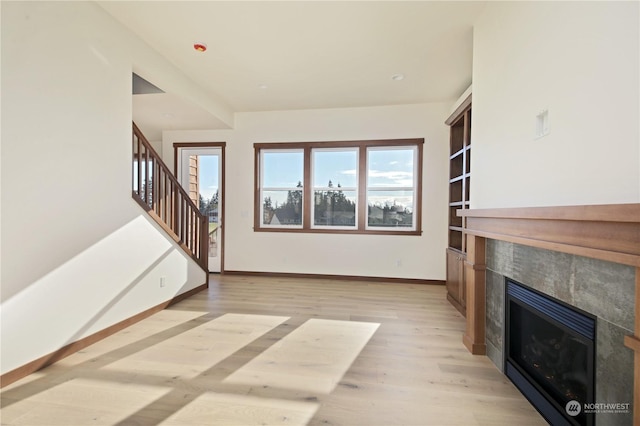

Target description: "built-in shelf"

left=445, top=95, right=471, bottom=316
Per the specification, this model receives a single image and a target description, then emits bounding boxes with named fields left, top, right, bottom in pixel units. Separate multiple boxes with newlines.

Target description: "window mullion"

left=254, top=147, right=261, bottom=230
left=357, top=146, right=367, bottom=231
left=368, top=187, right=414, bottom=192
left=314, top=186, right=357, bottom=191
left=303, top=147, right=311, bottom=230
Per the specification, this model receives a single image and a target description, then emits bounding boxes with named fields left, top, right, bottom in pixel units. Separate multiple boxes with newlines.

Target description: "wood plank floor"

left=1, top=275, right=546, bottom=425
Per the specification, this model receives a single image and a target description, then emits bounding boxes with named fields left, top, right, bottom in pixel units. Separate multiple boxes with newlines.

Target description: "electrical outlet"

left=160, top=276, right=166, bottom=288
left=395, top=259, right=402, bottom=267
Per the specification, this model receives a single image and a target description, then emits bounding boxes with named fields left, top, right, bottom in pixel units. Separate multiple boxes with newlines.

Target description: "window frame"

left=365, top=145, right=419, bottom=232
left=311, top=147, right=359, bottom=230
left=259, top=148, right=305, bottom=229
left=254, top=139, right=423, bottom=235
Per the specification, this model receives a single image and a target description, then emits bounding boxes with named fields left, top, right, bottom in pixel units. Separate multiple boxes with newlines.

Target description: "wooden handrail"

left=132, top=123, right=208, bottom=272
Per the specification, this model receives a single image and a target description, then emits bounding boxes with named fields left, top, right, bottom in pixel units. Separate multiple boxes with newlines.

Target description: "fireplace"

left=505, top=278, right=596, bottom=426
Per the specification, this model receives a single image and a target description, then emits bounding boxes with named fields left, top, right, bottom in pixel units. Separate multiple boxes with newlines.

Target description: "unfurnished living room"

left=1, top=1, right=639, bottom=425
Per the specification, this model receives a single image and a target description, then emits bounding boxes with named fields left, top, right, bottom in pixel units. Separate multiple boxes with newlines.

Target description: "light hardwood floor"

left=1, top=275, right=546, bottom=425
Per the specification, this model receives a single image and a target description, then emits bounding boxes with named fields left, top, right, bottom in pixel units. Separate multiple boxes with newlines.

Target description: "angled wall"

left=1, top=2, right=208, bottom=375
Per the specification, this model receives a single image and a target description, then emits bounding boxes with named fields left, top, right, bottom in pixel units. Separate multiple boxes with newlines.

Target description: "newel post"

left=463, top=234, right=487, bottom=355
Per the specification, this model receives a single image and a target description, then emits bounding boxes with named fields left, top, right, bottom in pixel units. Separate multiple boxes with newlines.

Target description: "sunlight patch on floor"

left=56, top=309, right=210, bottom=367
left=224, top=318, right=380, bottom=393
left=0, top=378, right=171, bottom=425
left=160, top=392, right=319, bottom=426
left=104, top=313, right=289, bottom=379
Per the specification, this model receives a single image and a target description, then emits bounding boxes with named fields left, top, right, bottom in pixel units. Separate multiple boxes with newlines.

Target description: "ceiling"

left=98, top=1, right=486, bottom=140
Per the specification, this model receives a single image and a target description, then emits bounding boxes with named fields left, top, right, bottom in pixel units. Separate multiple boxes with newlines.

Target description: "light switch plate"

left=535, top=109, right=550, bottom=139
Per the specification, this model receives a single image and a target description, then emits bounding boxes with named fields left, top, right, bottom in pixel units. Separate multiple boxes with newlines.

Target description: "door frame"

left=174, top=142, right=226, bottom=274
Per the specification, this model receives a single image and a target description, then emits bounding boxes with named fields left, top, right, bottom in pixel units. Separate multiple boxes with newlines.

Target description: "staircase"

left=131, top=123, right=208, bottom=272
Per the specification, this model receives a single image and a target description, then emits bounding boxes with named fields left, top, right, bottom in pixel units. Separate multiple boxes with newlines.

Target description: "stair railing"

left=132, top=122, right=208, bottom=272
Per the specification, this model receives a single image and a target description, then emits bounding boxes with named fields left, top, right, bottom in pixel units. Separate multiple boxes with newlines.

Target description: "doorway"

left=175, top=143, right=225, bottom=273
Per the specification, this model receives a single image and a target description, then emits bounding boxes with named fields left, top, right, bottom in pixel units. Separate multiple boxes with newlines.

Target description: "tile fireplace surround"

left=458, top=204, right=640, bottom=425
left=487, top=240, right=633, bottom=425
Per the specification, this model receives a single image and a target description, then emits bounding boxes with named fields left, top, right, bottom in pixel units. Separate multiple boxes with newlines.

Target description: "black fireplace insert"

left=505, top=279, right=596, bottom=425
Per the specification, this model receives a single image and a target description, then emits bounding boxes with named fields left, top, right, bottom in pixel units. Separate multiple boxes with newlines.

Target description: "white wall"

left=1, top=2, right=206, bottom=374
left=472, top=1, right=639, bottom=208
left=163, top=103, right=451, bottom=281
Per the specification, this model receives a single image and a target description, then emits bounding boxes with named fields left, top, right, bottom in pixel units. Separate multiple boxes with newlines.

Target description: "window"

left=312, top=148, right=358, bottom=229
left=366, top=146, right=416, bottom=230
left=255, top=139, right=423, bottom=235
left=259, top=149, right=304, bottom=227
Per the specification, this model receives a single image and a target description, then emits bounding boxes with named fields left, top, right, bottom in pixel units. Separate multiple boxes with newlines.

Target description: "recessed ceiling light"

left=193, top=43, right=207, bottom=52
left=258, top=84, right=268, bottom=90
left=391, top=73, right=405, bottom=81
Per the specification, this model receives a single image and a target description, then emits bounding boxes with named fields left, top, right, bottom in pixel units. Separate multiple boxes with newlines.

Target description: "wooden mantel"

left=457, top=203, right=640, bottom=423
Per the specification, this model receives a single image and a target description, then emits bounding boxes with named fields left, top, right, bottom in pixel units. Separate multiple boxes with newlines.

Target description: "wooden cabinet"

left=446, top=248, right=466, bottom=315
left=445, top=96, right=471, bottom=316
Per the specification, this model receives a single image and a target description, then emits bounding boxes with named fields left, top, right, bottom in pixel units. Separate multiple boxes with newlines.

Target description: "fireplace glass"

left=505, top=279, right=595, bottom=426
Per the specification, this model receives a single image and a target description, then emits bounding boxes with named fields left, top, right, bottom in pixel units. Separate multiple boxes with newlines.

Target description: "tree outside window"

left=254, top=139, right=422, bottom=235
